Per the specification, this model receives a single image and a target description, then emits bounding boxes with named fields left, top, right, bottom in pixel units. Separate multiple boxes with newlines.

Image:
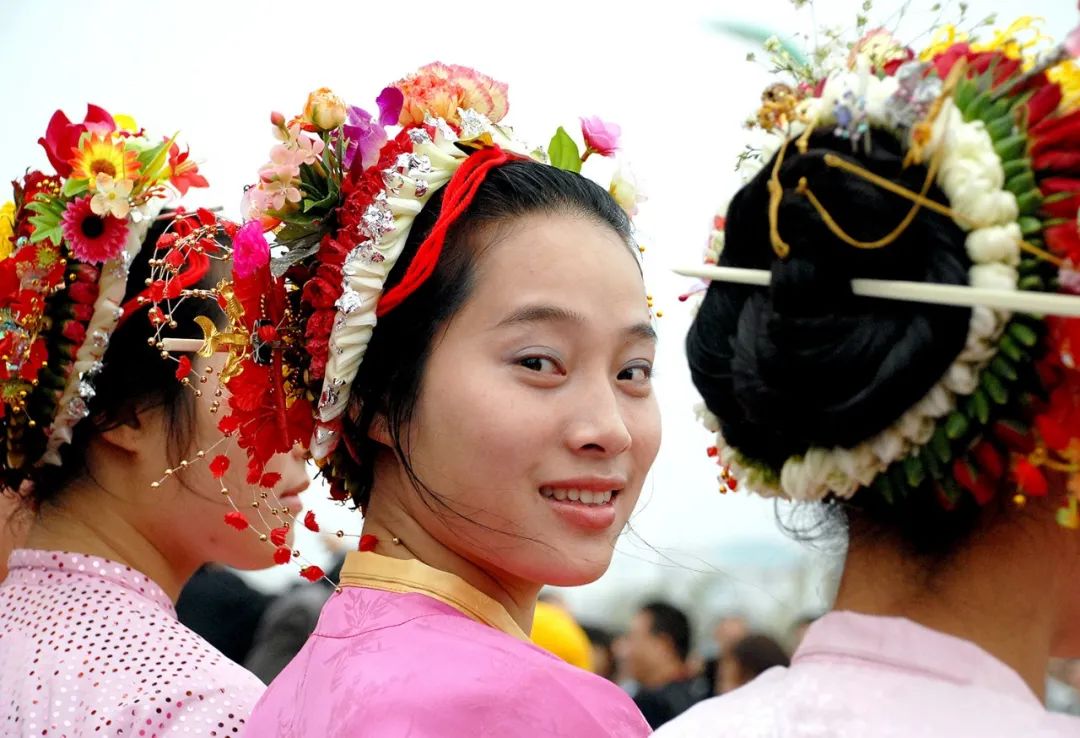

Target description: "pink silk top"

left=0, top=549, right=265, bottom=736
left=242, top=552, right=650, bottom=738
left=656, top=610, right=1080, bottom=738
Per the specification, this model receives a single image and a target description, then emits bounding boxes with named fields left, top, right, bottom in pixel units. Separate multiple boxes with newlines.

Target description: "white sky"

left=3, top=0, right=1073, bottom=630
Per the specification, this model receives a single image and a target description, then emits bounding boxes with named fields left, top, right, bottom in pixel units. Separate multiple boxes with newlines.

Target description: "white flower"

left=608, top=163, right=646, bottom=218
left=966, top=223, right=1021, bottom=265
left=89, top=174, right=133, bottom=219
left=970, top=262, right=1019, bottom=291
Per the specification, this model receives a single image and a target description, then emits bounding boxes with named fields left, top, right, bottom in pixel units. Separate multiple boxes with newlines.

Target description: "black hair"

left=727, top=633, right=790, bottom=683
left=24, top=214, right=226, bottom=507
left=686, top=129, right=988, bottom=558
left=325, top=159, right=635, bottom=511
left=641, top=600, right=692, bottom=662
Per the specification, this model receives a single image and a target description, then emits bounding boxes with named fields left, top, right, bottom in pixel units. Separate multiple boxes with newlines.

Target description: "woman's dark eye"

left=519, top=356, right=560, bottom=373
left=618, top=365, right=652, bottom=382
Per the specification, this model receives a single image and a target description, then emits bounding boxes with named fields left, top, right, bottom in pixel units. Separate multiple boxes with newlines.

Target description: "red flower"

left=209, top=455, right=230, bottom=478
left=175, top=355, right=192, bottom=381
left=303, top=510, right=320, bottom=532
left=224, top=511, right=250, bottom=530
left=953, top=458, right=995, bottom=505
left=61, top=196, right=128, bottom=264
left=1012, top=458, right=1049, bottom=497
left=273, top=546, right=292, bottom=565
left=970, top=440, right=1005, bottom=479
left=269, top=526, right=289, bottom=546
left=167, top=142, right=209, bottom=196
left=259, top=472, right=282, bottom=488
left=359, top=534, right=378, bottom=552
left=299, top=565, right=325, bottom=582
left=1027, top=84, right=1063, bottom=129
left=38, top=105, right=115, bottom=178
left=302, top=266, right=344, bottom=309
left=61, top=320, right=86, bottom=345
left=1046, top=223, right=1080, bottom=262
left=1035, top=415, right=1071, bottom=452
left=18, top=339, right=48, bottom=382
left=218, top=414, right=242, bottom=435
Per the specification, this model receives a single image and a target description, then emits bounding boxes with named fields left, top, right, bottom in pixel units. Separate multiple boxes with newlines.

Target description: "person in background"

left=712, top=613, right=749, bottom=659
left=0, top=107, right=310, bottom=735
left=583, top=624, right=618, bottom=681
left=177, top=564, right=272, bottom=666
left=718, top=634, right=791, bottom=694
left=625, top=601, right=701, bottom=729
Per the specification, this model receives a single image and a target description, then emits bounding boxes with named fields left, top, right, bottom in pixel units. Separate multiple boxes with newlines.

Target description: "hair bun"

left=688, top=130, right=973, bottom=469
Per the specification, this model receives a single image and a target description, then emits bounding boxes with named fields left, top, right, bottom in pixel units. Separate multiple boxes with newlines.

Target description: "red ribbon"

left=376, top=146, right=513, bottom=317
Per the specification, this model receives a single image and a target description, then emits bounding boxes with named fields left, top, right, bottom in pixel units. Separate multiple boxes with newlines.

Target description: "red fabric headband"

left=376, top=145, right=514, bottom=316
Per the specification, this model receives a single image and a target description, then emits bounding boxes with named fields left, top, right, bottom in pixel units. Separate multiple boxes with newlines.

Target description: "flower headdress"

left=690, top=15, right=1080, bottom=523
left=147, top=63, right=639, bottom=578
left=0, top=106, right=206, bottom=484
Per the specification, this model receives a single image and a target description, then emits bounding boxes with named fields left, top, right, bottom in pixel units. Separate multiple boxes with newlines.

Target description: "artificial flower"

left=167, top=142, right=209, bottom=195
left=376, top=86, right=404, bottom=126
left=608, top=164, right=646, bottom=218
left=61, top=196, right=128, bottom=264
left=341, top=106, right=387, bottom=171
left=38, top=105, right=115, bottom=177
left=89, top=174, right=133, bottom=219
left=232, top=221, right=270, bottom=279
left=275, top=122, right=325, bottom=167
left=303, top=87, right=348, bottom=131
left=273, top=546, right=292, bottom=565
left=224, top=511, right=250, bottom=530
left=580, top=116, right=621, bottom=157
left=269, top=526, right=289, bottom=546
left=70, top=134, right=140, bottom=185
left=256, top=177, right=303, bottom=214
left=393, top=62, right=509, bottom=127
left=299, top=565, right=324, bottom=582
left=850, top=28, right=913, bottom=74
left=0, top=201, right=15, bottom=260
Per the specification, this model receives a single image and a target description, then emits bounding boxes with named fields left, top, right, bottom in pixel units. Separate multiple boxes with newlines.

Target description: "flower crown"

left=698, top=16, right=1080, bottom=523
left=147, top=63, right=641, bottom=578
left=0, top=106, right=206, bottom=482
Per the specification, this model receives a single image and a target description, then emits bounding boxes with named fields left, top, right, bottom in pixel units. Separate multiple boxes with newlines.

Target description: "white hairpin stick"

left=675, top=265, right=1080, bottom=318
left=160, top=338, right=207, bottom=353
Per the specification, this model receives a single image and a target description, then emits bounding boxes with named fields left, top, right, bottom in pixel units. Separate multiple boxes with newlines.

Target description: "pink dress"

left=656, top=610, right=1080, bottom=737
left=0, top=549, right=265, bottom=736
left=242, top=552, right=650, bottom=737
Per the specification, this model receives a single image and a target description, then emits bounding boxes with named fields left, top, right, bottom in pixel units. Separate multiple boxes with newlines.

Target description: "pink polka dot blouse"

left=0, top=550, right=265, bottom=736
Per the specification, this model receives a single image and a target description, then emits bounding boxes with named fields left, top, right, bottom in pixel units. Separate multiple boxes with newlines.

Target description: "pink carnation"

left=233, top=220, right=270, bottom=279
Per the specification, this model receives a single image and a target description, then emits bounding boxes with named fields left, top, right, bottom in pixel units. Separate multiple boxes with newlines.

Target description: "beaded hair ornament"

left=683, top=14, right=1080, bottom=522
left=147, top=63, right=644, bottom=580
left=0, top=106, right=207, bottom=486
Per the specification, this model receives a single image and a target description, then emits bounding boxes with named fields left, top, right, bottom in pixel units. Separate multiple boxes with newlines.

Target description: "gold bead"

left=168, top=321, right=178, bottom=329
left=160, top=351, right=170, bottom=359
left=180, top=460, right=189, bottom=468
left=164, top=468, right=173, bottom=476
left=27, top=420, right=36, bottom=428
left=150, top=482, right=160, bottom=489
left=336, top=530, right=344, bottom=538
left=196, top=450, right=205, bottom=458
left=259, top=534, right=267, bottom=542
left=147, top=337, right=157, bottom=347
left=194, top=390, right=202, bottom=397
left=656, top=310, right=664, bottom=318
left=1013, top=494, right=1027, bottom=508
left=251, top=501, right=259, bottom=508
left=199, top=376, right=208, bottom=384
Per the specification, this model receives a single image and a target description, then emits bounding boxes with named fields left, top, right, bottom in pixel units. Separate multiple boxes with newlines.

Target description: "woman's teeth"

left=539, top=488, right=614, bottom=505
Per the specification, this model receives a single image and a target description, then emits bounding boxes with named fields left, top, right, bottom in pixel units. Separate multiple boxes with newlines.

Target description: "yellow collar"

left=338, top=551, right=529, bottom=641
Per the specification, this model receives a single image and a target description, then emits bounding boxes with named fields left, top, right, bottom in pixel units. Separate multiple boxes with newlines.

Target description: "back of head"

left=642, top=601, right=692, bottom=663
left=687, top=25, right=1080, bottom=561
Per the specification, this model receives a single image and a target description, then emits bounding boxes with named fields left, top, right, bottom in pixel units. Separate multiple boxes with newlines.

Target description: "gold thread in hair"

left=768, top=137, right=793, bottom=259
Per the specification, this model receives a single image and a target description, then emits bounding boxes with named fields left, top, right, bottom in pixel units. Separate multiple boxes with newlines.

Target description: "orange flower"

left=393, top=62, right=509, bottom=127
left=69, top=134, right=140, bottom=184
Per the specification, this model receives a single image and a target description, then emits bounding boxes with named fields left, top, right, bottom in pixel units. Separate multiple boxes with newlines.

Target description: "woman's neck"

left=24, top=480, right=193, bottom=601
left=362, top=498, right=541, bottom=634
left=833, top=528, right=1058, bottom=700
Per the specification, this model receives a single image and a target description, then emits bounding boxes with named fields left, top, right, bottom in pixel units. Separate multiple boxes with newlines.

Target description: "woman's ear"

left=368, top=411, right=392, bottom=448
left=96, top=405, right=164, bottom=457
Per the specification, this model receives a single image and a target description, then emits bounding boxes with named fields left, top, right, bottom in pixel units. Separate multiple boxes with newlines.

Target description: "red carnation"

left=273, top=546, right=292, bottom=565
left=209, top=454, right=230, bottom=478
left=303, top=510, right=320, bottom=532
left=359, top=534, right=378, bottom=552
left=269, top=526, right=289, bottom=547
left=299, top=565, right=325, bottom=582
left=61, top=320, right=86, bottom=345
left=175, top=355, right=192, bottom=381
left=259, top=472, right=282, bottom=488
left=1012, top=458, right=1048, bottom=497
left=224, top=511, right=250, bottom=530
left=67, top=282, right=99, bottom=305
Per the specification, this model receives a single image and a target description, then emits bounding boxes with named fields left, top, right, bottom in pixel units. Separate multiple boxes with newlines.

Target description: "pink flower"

left=61, top=195, right=129, bottom=264
left=580, top=116, right=621, bottom=157
left=376, top=87, right=404, bottom=126
left=257, top=178, right=302, bottom=213
left=341, top=106, right=387, bottom=171
left=233, top=220, right=270, bottom=279
left=274, top=123, right=325, bottom=166
left=392, top=62, right=509, bottom=127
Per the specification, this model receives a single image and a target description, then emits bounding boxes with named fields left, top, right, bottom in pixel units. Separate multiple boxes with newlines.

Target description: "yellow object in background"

left=531, top=600, right=593, bottom=672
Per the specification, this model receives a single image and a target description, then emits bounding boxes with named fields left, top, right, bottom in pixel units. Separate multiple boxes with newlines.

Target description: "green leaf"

left=953, top=81, right=978, bottom=112
left=1018, top=274, right=1045, bottom=291
left=986, top=116, right=1014, bottom=141
left=1018, top=215, right=1043, bottom=236
left=1005, top=171, right=1035, bottom=196
left=302, top=187, right=340, bottom=214
left=998, top=334, right=1025, bottom=362
left=138, top=134, right=177, bottom=182
left=993, top=134, right=1028, bottom=161
left=945, top=411, right=969, bottom=440
left=965, top=90, right=993, bottom=120
left=930, top=427, right=952, bottom=464
left=62, top=177, right=89, bottom=198
left=1008, top=321, right=1038, bottom=347
left=1002, top=159, right=1031, bottom=179
left=875, top=475, right=895, bottom=505
left=548, top=127, right=582, bottom=173
left=923, top=447, right=945, bottom=481
left=968, top=389, right=991, bottom=424
left=982, top=372, right=1008, bottom=405
left=990, top=355, right=1018, bottom=382
left=1015, top=189, right=1043, bottom=216
left=904, top=455, right=926, bottom=488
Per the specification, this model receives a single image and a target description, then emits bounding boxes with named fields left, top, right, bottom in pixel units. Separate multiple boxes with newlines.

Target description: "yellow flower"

left=70, top=134, right=140, bottom=184
left=919, top=17, right=1052, bottom=70
left=0, top=201, right=15, bottom=260
left=1049, top=60, right=1080, bottom=112
left=113, top=114, right=139, bottom=132
left=302, top=88, right=347, bottom=131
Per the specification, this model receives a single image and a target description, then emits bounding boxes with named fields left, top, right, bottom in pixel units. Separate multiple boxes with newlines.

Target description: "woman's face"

left=145, top=353, right=311, bottom=571
left=393, top=211, right=660, bottom=588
